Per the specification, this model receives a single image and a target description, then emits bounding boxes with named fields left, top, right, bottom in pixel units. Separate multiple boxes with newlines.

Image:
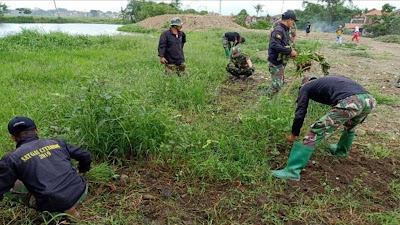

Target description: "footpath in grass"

left=0, top=29, right=399, bottom=224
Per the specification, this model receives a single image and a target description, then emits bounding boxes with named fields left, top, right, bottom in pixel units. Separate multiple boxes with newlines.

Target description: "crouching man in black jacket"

left=0, top=117, right=92, bottom=218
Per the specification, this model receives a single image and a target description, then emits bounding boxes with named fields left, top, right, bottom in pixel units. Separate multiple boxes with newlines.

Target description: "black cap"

left=8, top=117, right=37, bottom=136
left=241, top=37, right=246, bottom=43
left=282, top=11, right=298, bottom=21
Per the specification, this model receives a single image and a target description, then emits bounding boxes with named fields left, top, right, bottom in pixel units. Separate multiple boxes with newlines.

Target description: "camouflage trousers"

left=165, top=63, right=186, bottom=76
left=226, top=63, right=253, bottom=77
left=303, top=93, right=376, bottom=147
left=268, top=62, right=285, bottom=94
left=222, top=36, right=232, bottom=51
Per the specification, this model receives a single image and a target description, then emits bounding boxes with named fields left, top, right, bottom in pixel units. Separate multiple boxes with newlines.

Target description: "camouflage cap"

left=170, top=17, right=182, bottom=26
left=231, top=46, right=241, bottom=58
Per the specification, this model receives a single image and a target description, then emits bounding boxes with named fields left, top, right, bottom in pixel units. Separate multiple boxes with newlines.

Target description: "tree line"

left=121, top=0, right=207, bottom=23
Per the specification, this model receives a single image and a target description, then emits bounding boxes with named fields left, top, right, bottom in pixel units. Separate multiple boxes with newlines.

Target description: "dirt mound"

left=137, top=14, right=247, bottom=31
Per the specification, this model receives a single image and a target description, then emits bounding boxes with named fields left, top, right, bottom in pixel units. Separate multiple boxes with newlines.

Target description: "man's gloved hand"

left=250, top=67, right=255, bottom=72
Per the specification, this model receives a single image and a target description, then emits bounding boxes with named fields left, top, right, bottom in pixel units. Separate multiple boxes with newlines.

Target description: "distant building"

left=270, top=14, right=281, bottom=24
left=245, top=15, right=268, bottom=26
left=345, top=8, right=384, bottom=29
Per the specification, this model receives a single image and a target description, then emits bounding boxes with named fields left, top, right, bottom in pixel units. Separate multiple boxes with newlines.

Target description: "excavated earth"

left=137, top=14, right=247, bottom=31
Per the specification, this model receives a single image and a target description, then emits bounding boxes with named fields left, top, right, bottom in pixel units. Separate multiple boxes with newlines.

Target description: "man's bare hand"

left=160, top=57, right=168, bottom=64
left=290, top=50, right=298, bottom=57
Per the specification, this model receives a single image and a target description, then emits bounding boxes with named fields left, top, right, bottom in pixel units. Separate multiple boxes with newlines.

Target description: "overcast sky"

left=3, top=1, right=400, bottom=16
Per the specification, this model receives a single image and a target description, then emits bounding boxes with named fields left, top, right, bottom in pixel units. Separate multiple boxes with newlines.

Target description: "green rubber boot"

left=330, top=130, right=355, bottom=157
left=225, top=49, right=230, bottom=57
left=271, top=142, right=315, bottom=181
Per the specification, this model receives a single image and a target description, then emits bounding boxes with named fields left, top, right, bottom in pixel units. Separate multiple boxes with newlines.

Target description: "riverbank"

left=0, top=15, right=122, bottom=24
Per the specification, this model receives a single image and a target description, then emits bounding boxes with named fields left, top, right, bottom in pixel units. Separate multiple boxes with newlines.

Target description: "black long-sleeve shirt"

left=292, top=75, right=369, bottom=136
left=0, top=135, right=92, bottom=212
left=158, top=28, right=186, bottom=65
left=224, top=32, right=241, bottom=44
left=268, top=23, right=292, bottom=66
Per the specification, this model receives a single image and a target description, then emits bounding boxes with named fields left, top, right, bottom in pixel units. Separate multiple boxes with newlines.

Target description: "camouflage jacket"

left=230, top=53, right=250, bottom=68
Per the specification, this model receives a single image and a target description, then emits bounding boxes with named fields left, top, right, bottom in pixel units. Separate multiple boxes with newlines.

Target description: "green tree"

left=295, top=1, right=360, bottom=32
left=0, top=2, right=7, bottom=17
left=238, top=9, right=248, bottom=17
left=16, top=8, right=32, bottom=15
left=234, top=9, right=249, bottom=27
left=254, top=4, right=263, bottom=17
left=124, top=0, right=179, bottom=23
left=90, top=10, right=100, bottom=17
left=171, top=0, right=181, bottom=10
left=364, top=4, right=400, bottom=37
left=318, top=0, right=352, bottom=26
left=382, top=3, right=396, bottom=13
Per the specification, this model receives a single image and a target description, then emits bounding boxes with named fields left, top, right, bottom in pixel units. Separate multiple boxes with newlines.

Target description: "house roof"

left=345, top=23, right=364, bottom=29
left=364, top=8, right=382, bottom=16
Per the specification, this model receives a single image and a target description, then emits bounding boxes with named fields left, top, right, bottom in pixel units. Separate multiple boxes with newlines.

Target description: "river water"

left=0, top=23, right=126, bottom=37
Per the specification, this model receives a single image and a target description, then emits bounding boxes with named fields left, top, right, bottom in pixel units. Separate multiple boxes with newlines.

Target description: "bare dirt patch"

left=137, top=14, right=247, bottom=31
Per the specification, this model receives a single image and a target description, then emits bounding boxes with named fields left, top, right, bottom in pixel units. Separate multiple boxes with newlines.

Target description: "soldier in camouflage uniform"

left=222, top=32, right=246, bottom=57
left=397, top=77, right=400, bottom=88
left=271, top=75, right=376, bottom=181
left=226, top=47, right=254, bottom=81
left=267, top=11, right=298, bottom=95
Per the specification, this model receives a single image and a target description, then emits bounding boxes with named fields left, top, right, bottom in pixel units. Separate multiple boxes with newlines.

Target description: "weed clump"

left=292, top=40, right=330, bottom=76
left=85, top=163, right=115, bottom=184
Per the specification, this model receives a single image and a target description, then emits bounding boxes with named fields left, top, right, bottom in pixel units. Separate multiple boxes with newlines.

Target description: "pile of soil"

left=137, top=14, right=247, bottom=31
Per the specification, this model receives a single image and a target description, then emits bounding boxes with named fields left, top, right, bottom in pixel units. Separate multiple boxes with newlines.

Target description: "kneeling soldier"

left=0, top=117, right=92, bottom=218
left=226, top=46, right=254, bottom=81
left=272, top=75, right=376, bottom=181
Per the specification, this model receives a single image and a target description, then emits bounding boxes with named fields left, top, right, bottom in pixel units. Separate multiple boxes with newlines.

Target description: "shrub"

left=250, top=20, right=271, bottom=30
left=117, top=24, right=157, bottom=33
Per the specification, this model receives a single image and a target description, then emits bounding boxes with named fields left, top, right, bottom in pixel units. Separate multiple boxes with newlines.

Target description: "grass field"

left=0, top=28, right=399, bottom=224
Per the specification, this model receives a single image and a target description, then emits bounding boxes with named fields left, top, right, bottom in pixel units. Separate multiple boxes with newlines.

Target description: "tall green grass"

left=0, top=29, right=329, bottom=183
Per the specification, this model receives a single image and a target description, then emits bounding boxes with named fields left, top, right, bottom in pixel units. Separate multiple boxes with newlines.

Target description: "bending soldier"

left=271, top=75, right=376, bottom=181
left=222, top=32, right=246, bottom=57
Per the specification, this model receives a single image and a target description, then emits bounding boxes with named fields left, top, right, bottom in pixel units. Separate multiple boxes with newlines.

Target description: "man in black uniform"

left=271, top=75, right=376, bottom=181
left=267, top=11, right=298, bottom=95
left=158, top=17, right=187, bottom=75
left=0, top=117, right=92, bottom=217
left=222, top=32, right=246, bottom=57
